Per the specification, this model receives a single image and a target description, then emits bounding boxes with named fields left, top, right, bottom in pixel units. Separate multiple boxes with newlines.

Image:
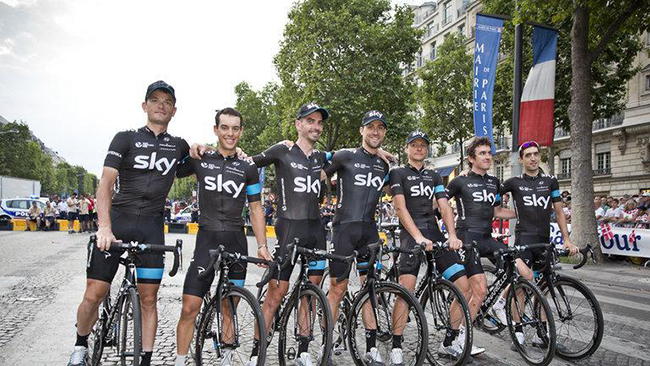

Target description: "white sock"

left=175, top=354, right=186, bottom=366
left=494, top=295, right=506, bottom=308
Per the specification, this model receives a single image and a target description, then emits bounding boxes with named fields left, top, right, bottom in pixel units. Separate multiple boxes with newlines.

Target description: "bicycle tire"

left=278, top=283, right=333, bottom=366
left=117, top=287, right=142, bottom=366
left=347, top=282, right=428, bottom=366
left=505, top=278, right=556, bottom=366
left=541, top=275, right=604, bottom=361
left=195, top=286, right=267, bottom=366
left=419, top=279, right=472, bottom=366
left=478, top=263, right=507, bottom=334
left=88, top=294, right=110, bottom=366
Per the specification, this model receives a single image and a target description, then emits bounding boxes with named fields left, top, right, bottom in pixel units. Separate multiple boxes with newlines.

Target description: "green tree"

left=234, top=81, right=284, bottom=156
left=418, top=32, right=475, bottom=170
left=483, top=0, right=650, bottom=259
left=273, top=0, right=422, bottom=152
left=169, top=176, right=197, bottom=201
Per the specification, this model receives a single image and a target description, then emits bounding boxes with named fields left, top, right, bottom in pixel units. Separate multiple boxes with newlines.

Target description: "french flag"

left=518, top=26, right=558, bottom=146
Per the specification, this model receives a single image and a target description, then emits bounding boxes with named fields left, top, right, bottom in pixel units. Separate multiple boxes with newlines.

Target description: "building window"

left=443, top=2, right=453, bottom=24
left=429, top=42, right=436, bottom=60
left=595, top=142, right=611, bottom=175
left=459, top=25, right=465, bottom=36
left=559, top=158, right=571, bottom=179
left=495, top=161, right=504, bottom=181
left=645, top=74, right=650, bottom=91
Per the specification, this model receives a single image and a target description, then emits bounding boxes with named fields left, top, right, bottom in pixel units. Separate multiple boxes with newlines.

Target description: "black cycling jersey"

left=502, top=172, right=561, bottom=235
left=104, top=126, right=191, bottom=216
left=323, top=147, right=389, bottom=224
left=446, top=171, right=501, bottom=232
left=389, top=164, right=447, bottom=229
left=253, top=143, right=330, bottom=221
left=183, top=150, right=261, bottom=231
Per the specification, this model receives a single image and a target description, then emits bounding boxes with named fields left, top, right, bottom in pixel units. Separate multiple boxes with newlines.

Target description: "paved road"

left=0, top=231, right=649, bottom=365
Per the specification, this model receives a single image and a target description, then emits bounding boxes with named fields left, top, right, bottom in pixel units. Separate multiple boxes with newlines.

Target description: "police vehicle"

left=0, top=197, right=48, bottom=220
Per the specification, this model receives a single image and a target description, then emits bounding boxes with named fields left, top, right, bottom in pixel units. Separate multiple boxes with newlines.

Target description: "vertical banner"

left=473, top=14, right=504, bottom=153
left=518, top=26, right=558, bottom=146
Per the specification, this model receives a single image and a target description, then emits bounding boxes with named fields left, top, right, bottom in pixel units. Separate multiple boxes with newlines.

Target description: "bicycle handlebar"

left=89, top=235, right=183, bottom=277
left=556, top=244, right=593, bottom=269
left=197, top=245, right=272, bottom=284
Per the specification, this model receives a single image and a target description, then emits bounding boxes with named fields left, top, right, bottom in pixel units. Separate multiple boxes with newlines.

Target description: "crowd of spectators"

left=25, top=193, right=98, bottom=232
left=595, top=193, right=650, bottom=229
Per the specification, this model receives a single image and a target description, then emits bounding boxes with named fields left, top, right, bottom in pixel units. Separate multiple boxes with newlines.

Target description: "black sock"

left=251, top=338, right=260, bottom=357
left=141, top=351, right=152, bottom=366
left=75, top=333, right=89, bottom=348
left=366, top=329, right=377, bottom=352
left=392, top=334, right=403, bottom=349
left=298, top=336, right=310, bottom=354
left=443, top=328, right=460, bottom=347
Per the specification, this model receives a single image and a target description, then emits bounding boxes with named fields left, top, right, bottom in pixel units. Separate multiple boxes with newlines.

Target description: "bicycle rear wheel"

left=88, top=293, right=110, bottom=366
left=542, top=275, right=603, bottom=361
left=278, top=283, right=332, bottom=366
left=117, top=287, right=142, bottom=366
left=505, top=278, right=556, bottom=366
left=195, top=286, right=267, bottom=366
left=419, top=279, right=472, bottom=366
left=347, top=282, right=428, bottom=366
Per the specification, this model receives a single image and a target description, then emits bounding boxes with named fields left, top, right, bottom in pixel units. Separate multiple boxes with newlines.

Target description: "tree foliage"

left=273, top=0, right=422, bottom=151
left=418, top=32, right=475, bottom=168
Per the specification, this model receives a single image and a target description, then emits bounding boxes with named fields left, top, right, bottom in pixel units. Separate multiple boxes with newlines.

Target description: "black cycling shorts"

left=516, top=233, right=550, bottom=271
left=86, top=209, right=165, bottom=285
left=274, top=218, right=326, bottom=281
left=457, top=230, right=506, bottom=278
left=183, top=228, right=248, bottom=298
left=330, top=222, right=379, bottom=279
left=398, top=228, right=466, bottom=283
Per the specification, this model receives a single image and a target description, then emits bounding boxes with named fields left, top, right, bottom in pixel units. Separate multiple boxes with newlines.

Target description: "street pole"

left=509, top=9, right=524, bottom=245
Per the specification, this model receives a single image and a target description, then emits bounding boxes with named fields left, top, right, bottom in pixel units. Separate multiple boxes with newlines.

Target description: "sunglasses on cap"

left=518, top=140, right=540, bottom=156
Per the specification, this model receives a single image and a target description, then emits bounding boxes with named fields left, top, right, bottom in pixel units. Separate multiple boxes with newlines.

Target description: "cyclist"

left=323, top=110, right=390, bottom=366
left=174, top=108, right=267, bottom=366
left=492, top=140, right=578, bottom=349
left=67, top=81, right=191, bottom=366
left=445, top=136, right=515, bottom=357
left=389, top=130, right=471, bottom=360
left=250, top=103, right=332, bottom=366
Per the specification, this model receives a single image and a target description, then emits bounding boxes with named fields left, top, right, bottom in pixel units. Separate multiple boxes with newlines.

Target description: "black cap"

left=145, top=80, right=176, bottom=102
left=406, top=130, right=431, bottom=144
left=296, top=102, right=329, bottom=120
left=361, top=110, right=387, bottom=127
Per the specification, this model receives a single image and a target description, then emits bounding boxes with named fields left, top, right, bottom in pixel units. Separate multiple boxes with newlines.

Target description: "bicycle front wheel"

left=117, top=287, right=142, bottom=366
left=505, top=278, right=556, bottom=366
left=542, top=275, right=604, bottom=361
left=347, top=282, right=428, bottom=366
left=195, top=286, right=267, bottom=366
left=278, top=283, right=332, bottom=366
left=419, top=279, right=472, bottom=366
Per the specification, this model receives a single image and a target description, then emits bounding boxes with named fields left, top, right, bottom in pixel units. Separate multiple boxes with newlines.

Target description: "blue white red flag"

left=518, top=26, right=558, bottom=146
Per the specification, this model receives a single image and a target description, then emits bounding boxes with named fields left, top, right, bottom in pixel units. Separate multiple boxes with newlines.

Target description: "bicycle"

left=475, top=242, right=557, bottom=366
left=483, top=244, right=602, bottom=361
left=256, top=240, right=355, bottom=366
left=86, top=235, right=182, bottom=366
left=193, top=245, right=273, bottom=366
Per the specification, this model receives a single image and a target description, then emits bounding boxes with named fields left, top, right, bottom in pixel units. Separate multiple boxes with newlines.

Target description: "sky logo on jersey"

left=133, top=152, right=176, bottom=175
left=204, top=175, right=245, bottom=198
left=294, top=176, right=320, bottom=194
left=354, top=173, right=384, bottom=191
left=523, top=194, right=551, bottom=209
left=410, top=183, right=434, bottom=198
left=472, top=189, right=497, bottom=204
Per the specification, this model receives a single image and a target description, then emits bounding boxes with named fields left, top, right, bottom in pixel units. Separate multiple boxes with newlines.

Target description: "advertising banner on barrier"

left=550, top=223, right=649, bottom=258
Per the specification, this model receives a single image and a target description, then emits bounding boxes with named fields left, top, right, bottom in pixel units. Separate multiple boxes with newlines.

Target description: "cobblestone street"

left=0, top=231, right=649, bottom=365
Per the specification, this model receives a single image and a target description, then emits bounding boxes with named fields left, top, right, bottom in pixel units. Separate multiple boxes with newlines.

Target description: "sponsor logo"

left=354, top=163, right=370, bottom=169
left=134, top=141, right=154, bottom=148
left=107, top=150, right=122, bottom=158
left=367, top=110, right=383, bottom=119
left=294, top=176, right=321, bottom=194
left=407, top=176, right=417, bottom=181
left=163, top=137, right=170, bottom=142
left=354, top=173, right=384, bottom=191
left=231, top=161, right=240, bottom=167
left=204, top=175, right=245, bottom=198
left=290, top=162, right=308, bottom=170
left=410, top=183, right=434, bottom=198
left=133, top=152, right=176, bottom=175
left=200, top=162, right=218, bottom=170
left=523, top=194, right=551, bottom=209
left=518, top=186, right=532, bottom=192
left=472, top=189, right=497, bottom=204
left=159, top=143, right=176, bottom=149
left=467, top=183, right=481, bottom=188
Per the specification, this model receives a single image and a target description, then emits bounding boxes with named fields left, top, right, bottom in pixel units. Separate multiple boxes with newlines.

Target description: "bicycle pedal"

left=287, top=347, right=296, bottom=360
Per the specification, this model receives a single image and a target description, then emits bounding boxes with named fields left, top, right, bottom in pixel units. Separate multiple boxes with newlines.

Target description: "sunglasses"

left=518, top=140, right=540, bottom=156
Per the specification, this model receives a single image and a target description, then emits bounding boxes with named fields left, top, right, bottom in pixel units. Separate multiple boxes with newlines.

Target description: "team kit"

left=67, top=81, right=578, bottom=366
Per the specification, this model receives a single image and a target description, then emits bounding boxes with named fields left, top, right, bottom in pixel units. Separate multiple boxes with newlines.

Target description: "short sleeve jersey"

left=446, top=171, right=501, bottom=232
left=501, top=173, right=561, bottom=235
left=184, top=150, right=261, bottom=231
left=389, top=164, right=446, bottom=228
left=323, top=147, right=389, bottom=224
left=103, top=126, right=190, bottom=216
left=252, top=143, right=329, bottom=221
